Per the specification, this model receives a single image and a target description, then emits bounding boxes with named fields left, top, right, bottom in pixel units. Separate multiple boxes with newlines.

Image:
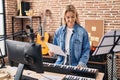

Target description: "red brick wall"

left=5, top=0, right=120, bottom=36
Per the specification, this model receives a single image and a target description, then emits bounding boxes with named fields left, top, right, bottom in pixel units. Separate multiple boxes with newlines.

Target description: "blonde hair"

left=63, top=5, right=80, bottom=25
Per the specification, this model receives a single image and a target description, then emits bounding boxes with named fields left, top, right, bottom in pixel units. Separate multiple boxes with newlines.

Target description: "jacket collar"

left=62, top=23, right=79, bottom=33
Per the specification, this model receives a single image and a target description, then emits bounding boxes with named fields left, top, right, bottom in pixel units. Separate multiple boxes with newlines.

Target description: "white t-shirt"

left=65, top=27, right=73, bottom=55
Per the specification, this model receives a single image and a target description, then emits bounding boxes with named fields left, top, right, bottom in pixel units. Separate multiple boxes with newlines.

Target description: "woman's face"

left=65, top=11, right=76, bottom=28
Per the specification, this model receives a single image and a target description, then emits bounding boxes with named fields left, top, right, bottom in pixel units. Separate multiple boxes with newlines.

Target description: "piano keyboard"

left=62, top=75, right=95, bottom=80
left=43, top=62, right=98, bottom=78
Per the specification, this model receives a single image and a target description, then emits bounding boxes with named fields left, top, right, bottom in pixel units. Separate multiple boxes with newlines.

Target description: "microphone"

left=26, top=25, right=31, bottom=29
left=0, top=30, right=28, bottom=41
left=26, top=25, right=34, bottom=43
left=26, top=25, right=33, bottom=33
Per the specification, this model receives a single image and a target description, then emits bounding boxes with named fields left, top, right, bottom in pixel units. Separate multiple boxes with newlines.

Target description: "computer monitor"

left=6, top=40, right=44, bottom=80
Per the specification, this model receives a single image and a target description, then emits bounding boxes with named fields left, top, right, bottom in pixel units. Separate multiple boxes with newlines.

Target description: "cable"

left=0, top=30, right=28, bottom=41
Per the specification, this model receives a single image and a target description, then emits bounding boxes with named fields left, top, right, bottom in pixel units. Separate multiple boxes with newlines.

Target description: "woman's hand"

left=48, top=51, right=54, bottom=57
left=77, top=65, right=82, bottom=69
left=77, top=64, right=87, bottom=69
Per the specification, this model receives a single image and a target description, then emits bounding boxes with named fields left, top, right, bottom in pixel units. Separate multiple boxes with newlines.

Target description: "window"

left=0, top=0, right=6, bottom=58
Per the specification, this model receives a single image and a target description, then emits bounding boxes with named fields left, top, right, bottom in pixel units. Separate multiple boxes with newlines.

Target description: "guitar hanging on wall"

left=36, top=9, right=51, bottom=55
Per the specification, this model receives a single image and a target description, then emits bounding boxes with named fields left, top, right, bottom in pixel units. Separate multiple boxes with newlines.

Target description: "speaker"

left=21, top=1, right=30, bottom=16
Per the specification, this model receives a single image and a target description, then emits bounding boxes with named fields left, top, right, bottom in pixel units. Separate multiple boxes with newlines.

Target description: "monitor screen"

left=6, top=40, right=44, bottom=79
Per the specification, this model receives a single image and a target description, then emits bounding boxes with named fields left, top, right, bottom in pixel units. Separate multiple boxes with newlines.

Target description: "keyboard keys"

left=43, top=62, right=98, bottom=78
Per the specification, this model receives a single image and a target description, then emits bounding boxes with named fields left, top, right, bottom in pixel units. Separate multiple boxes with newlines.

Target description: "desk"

left=1, top=66, right=104, bottom=80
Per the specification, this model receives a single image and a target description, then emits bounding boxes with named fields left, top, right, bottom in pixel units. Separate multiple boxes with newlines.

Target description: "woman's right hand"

left=48, top=51, right=54, bottom=57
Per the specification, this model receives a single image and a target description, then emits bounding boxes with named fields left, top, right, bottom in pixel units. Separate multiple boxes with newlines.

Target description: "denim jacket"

left=53, top=23, right=90, bottom=67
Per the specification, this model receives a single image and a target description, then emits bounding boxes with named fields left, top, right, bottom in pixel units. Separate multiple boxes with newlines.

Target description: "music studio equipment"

left=36, top=9, right=50, bottom=55
left=88, top=50, right=107, bottom=79
left=107, top=54, right=117, bottom=80
left=0, top=31, right=28, bottom=41
left=43, top=62, right=99, bottom=79
left=26, top=25, right=34, bottom=43
left=91, top=30, right=120, bottom=80
left=89, top=50, right=107, bottom=62
left=0, top=30, right=28, bottom=68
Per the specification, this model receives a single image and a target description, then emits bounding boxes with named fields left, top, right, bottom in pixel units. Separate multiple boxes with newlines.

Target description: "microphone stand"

left=0, top=30, right=28, bottom=41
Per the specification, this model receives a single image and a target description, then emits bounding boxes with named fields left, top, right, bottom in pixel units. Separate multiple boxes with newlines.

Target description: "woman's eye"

left=72, top=16, right=75, bottom=18
left=66, top=16, right=70, bottom=19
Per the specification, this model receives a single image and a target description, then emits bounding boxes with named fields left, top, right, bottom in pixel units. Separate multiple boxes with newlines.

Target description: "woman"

left=49, top=5, right=90, bottom=68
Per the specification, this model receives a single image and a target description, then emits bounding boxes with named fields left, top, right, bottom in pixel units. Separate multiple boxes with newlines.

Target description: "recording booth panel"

left=6, top=40, right=44, bottom=79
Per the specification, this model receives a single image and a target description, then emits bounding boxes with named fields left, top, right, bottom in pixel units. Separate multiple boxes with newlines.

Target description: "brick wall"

left=5, top=0, right=120, bottom=77
left=5, top=0, right=120, bottom=36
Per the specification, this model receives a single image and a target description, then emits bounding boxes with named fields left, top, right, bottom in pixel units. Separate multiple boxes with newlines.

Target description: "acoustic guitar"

left=36, top=10, right=51, bottom=55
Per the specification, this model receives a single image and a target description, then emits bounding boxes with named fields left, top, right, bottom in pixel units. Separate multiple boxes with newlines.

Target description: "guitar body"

left=36, top=32, right=49, bottom=55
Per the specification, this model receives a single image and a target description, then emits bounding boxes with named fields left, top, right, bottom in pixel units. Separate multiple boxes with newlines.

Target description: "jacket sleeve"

left=78, top=31, right=90, bottom=67
left=55, top=55, right=64, bottom=65
left=52, top=28, right=64, bottom=65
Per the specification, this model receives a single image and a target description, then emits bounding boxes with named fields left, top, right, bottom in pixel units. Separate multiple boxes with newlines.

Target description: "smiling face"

left=63, top=5, right=79, bottom=28
left=65, top=11, right=76, bottom=28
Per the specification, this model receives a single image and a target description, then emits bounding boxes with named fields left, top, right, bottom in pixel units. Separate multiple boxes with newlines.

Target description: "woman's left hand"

left=77, top=65, right=83, bottom=69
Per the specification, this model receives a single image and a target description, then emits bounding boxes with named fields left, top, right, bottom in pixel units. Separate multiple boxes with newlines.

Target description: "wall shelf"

left=11, top=16, right=41, bottom=41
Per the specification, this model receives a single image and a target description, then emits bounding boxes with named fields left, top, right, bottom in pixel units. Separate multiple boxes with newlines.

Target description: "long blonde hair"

left=63, top=5, right=80, bottom=25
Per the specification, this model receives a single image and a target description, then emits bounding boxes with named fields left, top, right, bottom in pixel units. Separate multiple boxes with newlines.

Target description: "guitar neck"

left=42, top=16, right=46, bottom=37
left=38, top=17, right=42, bottom=36
left=41, top=9, right=51, bottom=37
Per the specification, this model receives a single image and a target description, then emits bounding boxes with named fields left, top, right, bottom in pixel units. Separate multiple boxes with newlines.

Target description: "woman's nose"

left=69, top=18, right=72, bottom=22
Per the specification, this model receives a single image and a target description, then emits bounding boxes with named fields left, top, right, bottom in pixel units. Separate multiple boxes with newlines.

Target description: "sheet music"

left=93, top=46, right=113, bottom=56
left=46, top=43, right=66, bottom=57
left=92, top=30, right=120, bottom=56
left=101, top=37, right=114, bottom=46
